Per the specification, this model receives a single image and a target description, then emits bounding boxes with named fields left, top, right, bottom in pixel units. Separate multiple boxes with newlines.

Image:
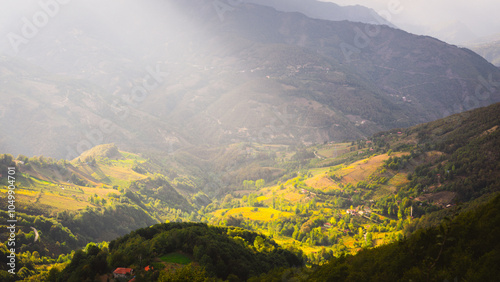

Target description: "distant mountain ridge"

left=245, top=0, right=396, bottom=27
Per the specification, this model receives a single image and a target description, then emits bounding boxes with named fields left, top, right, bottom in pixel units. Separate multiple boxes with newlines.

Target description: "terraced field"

left=213, top=207, right=293, bottom=221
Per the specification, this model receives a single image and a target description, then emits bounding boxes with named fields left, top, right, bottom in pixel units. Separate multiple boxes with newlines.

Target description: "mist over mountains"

left=0, top=0, right=499, bottom=160
left=244, top=0, right=395, bottom=27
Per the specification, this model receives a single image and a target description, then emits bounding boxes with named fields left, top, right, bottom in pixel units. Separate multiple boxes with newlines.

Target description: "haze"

left=326, top=0, right=500, bottom=44
left=0, top=0, right=199, bottom=58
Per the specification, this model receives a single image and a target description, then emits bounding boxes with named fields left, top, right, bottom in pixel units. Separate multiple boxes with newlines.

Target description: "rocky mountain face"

left=1, top=0, right=499, bottom=159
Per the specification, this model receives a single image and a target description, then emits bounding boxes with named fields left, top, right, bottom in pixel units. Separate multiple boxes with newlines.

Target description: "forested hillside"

left=258, top=192, right=500, bottom=281
left=45, top=223, right=303, bottom=282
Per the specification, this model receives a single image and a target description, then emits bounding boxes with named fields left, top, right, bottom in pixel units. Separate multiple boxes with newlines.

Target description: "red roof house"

left=113, top=268, right=134, bottom=279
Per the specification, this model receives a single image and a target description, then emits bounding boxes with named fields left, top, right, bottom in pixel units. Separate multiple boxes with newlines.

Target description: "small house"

left=346, top=209, right=357, bottom=216
left=113, top=268, right=134, bottom=279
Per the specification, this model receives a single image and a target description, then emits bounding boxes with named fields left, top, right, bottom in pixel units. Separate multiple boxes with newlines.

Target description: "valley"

left=1, top=102, right=499, bottom=280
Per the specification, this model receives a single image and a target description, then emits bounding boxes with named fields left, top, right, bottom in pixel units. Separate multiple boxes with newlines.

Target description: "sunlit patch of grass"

left=0, top=188, right=38, bottom=196
left=304, top=174, right=341, bottom=191
left=30, top=177, right=53, bottom=187
left=160, top=253, right=191, bottom=265
left=280, top=190, right=304, bottom=202
left=101, top=176, right=130, bottom=189
left=343, top=236, right=357, bottom=249
left=212, top=209, right=229, bottom=218
left=387, top=172, right=409, bottom=187
left=316, top=143, right=351, bottom=158
left=216, top=207, right=293, bottom=221
left=272, top=234, right=323, bottom=254
left=119, top=151, right=145, bottom=161
left=372, top=185, right=393, bottom=199
left=337, top=153, right=409, bottom=185
left=99, top=165, right=145, bottom=182
left=38, top=192, right=88, bottom=211
left=80, top=186, right=121, bottom=199
left=0, top=190, right=36, bottom=204
left=256, top=195, right=268, bottom=202
left=308, top=167, right=330, bottom=176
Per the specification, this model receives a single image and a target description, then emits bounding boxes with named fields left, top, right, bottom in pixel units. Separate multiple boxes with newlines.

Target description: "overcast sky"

left=326, top=0, right=500, bottom=43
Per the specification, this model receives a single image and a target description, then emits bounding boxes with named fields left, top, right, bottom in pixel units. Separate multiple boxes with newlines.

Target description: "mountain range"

left=0, top=0, right=499, bottom=160
left=244, top=0, right=395, bottom=27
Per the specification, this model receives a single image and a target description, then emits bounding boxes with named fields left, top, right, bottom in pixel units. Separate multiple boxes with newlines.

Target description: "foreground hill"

left=45, top=223, right=303, bottom=281
left=1, top=0, right=500, bottom=158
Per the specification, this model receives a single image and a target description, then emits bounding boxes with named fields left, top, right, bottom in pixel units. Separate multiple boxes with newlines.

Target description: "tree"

left=337, top=219, right=346, bottom=231
left=254, top=236, right=265, bottom=252
left=248, top=194, right=258, bottom=207
left=364, top=232, right=373, bottom=248
left=256, top=179, right=265, bottom=189
left=46, top=267, right=61, bottom=282
left=32, top=251, right=40, bottom=261
left=358, top=228, right=364, bottom=240
left=222, top=194, right=234, bottom=208
left=398, top=206, right=404, bottom=220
